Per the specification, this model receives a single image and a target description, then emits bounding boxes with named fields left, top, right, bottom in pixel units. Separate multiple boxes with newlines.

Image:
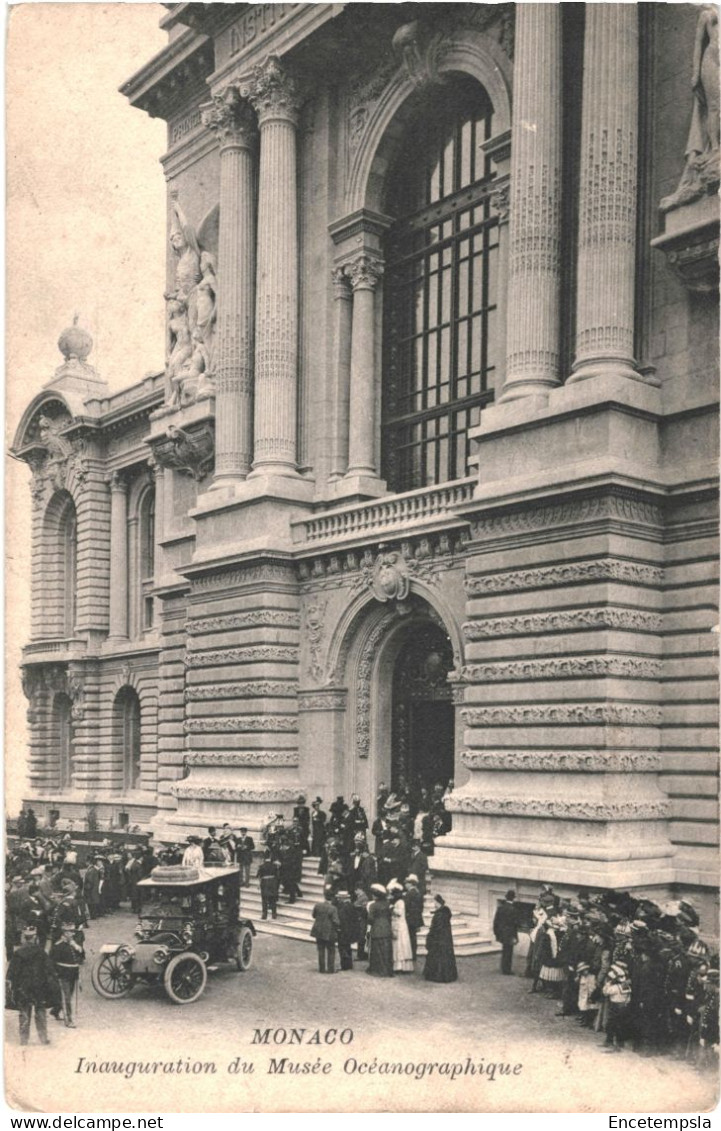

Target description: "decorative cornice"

left=446, top=795, right=670, bottom=820
left=461, top=656, right=663, bottom=682
left=463, top=608, right=662, bottom=638
left=185, top=750, right=299, bottom=767
left=184, top=645, right=297, bottom=667
left=184, top=715, right=298, bottom=733
left=461, top=704, right=662, bottom=727
left=190, top=563, right=296, bottom=591
left=173, top=783, right=301, bottom=803
left=460, top=750, right=663, bottom=772
left=466, top=559, right=663, bottom=596
left=186, top=611, right=300, bottom=634
left=470, top=495, right=662, bottom=540
left=185, top=681, right=296, bottom=700
left=298, top=690, right=347, bottom=711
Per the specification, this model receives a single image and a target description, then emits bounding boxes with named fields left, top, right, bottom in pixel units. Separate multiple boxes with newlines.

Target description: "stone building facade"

left=12, top=3, right=719, bottom=929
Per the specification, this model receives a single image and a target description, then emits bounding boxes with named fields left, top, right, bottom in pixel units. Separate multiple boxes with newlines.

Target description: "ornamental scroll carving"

left=460, top=750, right=662, bottom=772
left=304, top=599, right=328, bottom=683
left=391, top=21, right=445, bottom=89
left=184, top=645, right=297, bottom=668
left=461, top=704, right=662, bottom=727
left=186, top=611, right=300, bottom=634
left=149, top=423, right=215, bottom=482
left=173, top=784, right=302, bottom=803
left=461, top=656, right=663, bottom=683
left=446, top=796, right=670, bottom=821
left=28, top=418, right=90, bottom=506
left=185, top=751, right=299, bottom=767
left=240, top=55, right=301, bottom=124
left=463, top=608, right=662, bottom=638
left=473, top=495, right=662, bottom=540
left=184, top=716, right=298, bottom=733
left=357, top=610, right=398, bottom=758
left=466, top=560, right=663, bottom=596
left=185, top=681, right=296, bottom=701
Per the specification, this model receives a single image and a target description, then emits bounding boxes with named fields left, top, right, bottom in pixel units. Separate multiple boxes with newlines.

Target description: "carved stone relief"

left=185, top=751, right=299, bottom=768
left=466, top=559, right=663, bottom=596
left=463, top=608, right=662, bottom=638
left=185, top=681, right=295, bottom=701
left=446, top=795, right=670, bottom=820
left=304, top=598, right=328, bottom=683
left=184, top=715, right=298, bottom=733
left=461, top=656, right=663, bottom=682
left=460, top=750, right=662, bottom=772
left=186, top=610, right=300, bottom=634
left=460, top=704, right=662, bottom=727
left=184, top=645, right=297, bottom=668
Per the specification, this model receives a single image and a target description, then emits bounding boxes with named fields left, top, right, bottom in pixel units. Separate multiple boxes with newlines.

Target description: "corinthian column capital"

left=201, top=89, right=257, bottom=149
left=347, top=254, right=384, bottom=292
left=242, top=55, right=300, bottom=126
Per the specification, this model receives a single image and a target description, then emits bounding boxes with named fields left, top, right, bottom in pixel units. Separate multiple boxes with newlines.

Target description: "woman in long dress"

left=389, top=883, right=414, bottom=973
left=423, top=894, right=458, bottom=983
left=366, top=884, right=394, bottom=977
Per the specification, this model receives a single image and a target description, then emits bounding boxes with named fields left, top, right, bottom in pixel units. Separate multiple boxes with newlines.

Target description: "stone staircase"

left=239, top=857, right=498, bottom=957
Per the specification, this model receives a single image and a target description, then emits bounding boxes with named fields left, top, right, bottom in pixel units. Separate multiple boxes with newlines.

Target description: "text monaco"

left=251, top=1028, right=354, bottom=1045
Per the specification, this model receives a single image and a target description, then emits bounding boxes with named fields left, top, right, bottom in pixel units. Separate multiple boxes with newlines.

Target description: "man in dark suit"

left=493, top=889, right=519, bottom=975
left=310, top=798, right=326, bottom=856
left=350, top=836, right=377, bottom=898
left=335, top=890, right=356, bottom=971
left=257, top=851, right=279, bottom=920
left=403, top=874, right=424, bottom=962
left=409, top=842, right=429, bottom=895
left=310, top=891, right=340, bottom=973
left=236, top=828, right=255, bottom=886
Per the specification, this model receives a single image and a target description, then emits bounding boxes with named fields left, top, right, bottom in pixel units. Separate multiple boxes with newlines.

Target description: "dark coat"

left=310, top=809, right=327, bottom=855
left=236, top=836, right=255, bottom=864
left=493, top=900, right=519, bottom=944
left=404, top=886, right=425, bottom=931
left=336, top=900, right=357, bottom=945
left=6, top=943, right=60, bottom=1009
left=424, top=904, right=458, bottom=983
left=351, top=852, right=377, bottom=896
left=257, top=860, right=279, bottom=893
left=311, top=900, right=340, bottom=942
left=367, top=897, right=392, bottom=940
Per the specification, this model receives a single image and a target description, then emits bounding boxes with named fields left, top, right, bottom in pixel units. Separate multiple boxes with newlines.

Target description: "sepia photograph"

left=4, top=0, right=720, bottom=1116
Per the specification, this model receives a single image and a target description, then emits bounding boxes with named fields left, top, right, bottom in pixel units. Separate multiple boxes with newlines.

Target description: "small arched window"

left=114, top=686, right=142, bottom=792
left=381, top=74, right=498, bottom=493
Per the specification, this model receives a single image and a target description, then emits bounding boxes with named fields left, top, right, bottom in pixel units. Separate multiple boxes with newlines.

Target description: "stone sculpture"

left=164, top=195, right=217, bottom=405
left=661, top=4, right=720, bottom=212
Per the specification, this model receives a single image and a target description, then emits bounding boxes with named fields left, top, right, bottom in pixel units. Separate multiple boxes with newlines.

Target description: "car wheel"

left=163, top=952, right=207, bottom=1004
left=236, top=926, right=254, bottom=971
left=91, top=953, right=134, bottom=999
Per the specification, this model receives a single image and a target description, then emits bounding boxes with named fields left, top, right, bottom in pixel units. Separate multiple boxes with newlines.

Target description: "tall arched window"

left=382, top=75, right=498, bottom=493
left=114, top=687, right=142, bottom=792
left=63, top=507, right=77, bottom=636
left=53, top=692, right=74, bottom=789
left=138, top=486, right=155, bottom=631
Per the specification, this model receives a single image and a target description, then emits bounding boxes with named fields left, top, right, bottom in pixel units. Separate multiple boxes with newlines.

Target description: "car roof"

left=137, top=865, right=240, bottom=889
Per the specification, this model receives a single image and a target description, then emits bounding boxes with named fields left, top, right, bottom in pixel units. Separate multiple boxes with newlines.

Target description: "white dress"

left=391, top=898, right=414, bottom=972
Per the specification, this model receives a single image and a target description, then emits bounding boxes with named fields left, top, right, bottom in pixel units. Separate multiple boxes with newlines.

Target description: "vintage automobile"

left=90, top=864, right=256, bottom=1004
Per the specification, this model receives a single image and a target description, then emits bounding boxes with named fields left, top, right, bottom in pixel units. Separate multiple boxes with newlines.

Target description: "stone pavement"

left=5, top=909, right=718, bottom=1114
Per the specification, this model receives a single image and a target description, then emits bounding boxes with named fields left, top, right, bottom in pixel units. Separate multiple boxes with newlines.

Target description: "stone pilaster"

left=345, top=254, right=384, bottom=478
left=569, top=5, right=641, bottom=385
left=501, top=5, right=562, bottom=401
left=329, top=267, right=353, bottom=481
left=244, top=57, right=301, bottom=478
left=107, top=472, right=128, bottom=640
left=201, top=91, right=258, bottom=482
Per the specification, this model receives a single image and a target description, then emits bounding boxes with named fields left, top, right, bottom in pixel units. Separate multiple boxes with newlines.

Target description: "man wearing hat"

left=6, top=924, right=59, bottom=1046
left=347, top=795, right=369, bottom=841
left=403, top=875, right=424, bottom=962
left=236, top=828, right=255, bottom=886
left=335, top=891, right=356, bottom=971
left=350, top=834, right=376, bottom=898
left=257, top=850, right=279, bottom=920
left=310, top=889, right=340, bottom=974
left=50, top=922, right=84, bottom=1028
left=293, top=796, right=311, bottom=855
left=182, top=836, right=204, bottom=868
left=493, top=890, right=519, bottom=975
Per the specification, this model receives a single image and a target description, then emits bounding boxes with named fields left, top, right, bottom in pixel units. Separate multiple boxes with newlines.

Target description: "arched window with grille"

left=381, top=75, right=499, bottom=494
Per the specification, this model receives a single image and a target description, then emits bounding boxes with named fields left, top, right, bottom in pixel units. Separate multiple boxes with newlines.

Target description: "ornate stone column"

left=345, top=254, right=383, bottom=479
left=569, top=5, right=640, bottom=385
left=201, top=91, right=258, bottom=481
left=107, top=472, right=128, bottom=640
left=501, top=5, right=562, bottom=401
left=244, top=57, right=301, bottom=477
left=330, top=267, right=353, bottom=481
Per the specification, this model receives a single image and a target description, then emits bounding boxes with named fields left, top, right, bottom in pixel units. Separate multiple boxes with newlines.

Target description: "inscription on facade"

left=228, top=4, right=298, bottom=57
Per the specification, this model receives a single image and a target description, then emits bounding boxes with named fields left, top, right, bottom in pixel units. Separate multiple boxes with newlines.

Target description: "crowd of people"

left=493, top=885, right=719, bottom=1067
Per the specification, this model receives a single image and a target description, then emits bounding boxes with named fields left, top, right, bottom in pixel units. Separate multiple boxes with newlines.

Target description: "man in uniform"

left=50, top=922, right=84, bottom=1028
left=493, top=889, right=520, bottom=975
left=257, top=850, right=279, bottom=920
left=6, top=924, right=59, bottom=1046
left=236, top=828, right=255, bottom=887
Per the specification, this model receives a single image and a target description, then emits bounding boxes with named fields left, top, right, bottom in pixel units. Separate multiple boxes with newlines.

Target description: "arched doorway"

left=391, top=621, right=455, bottom=794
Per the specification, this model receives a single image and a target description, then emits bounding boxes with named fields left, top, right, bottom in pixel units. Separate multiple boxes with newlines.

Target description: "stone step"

left=253, top=915, right=497, bottom=957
